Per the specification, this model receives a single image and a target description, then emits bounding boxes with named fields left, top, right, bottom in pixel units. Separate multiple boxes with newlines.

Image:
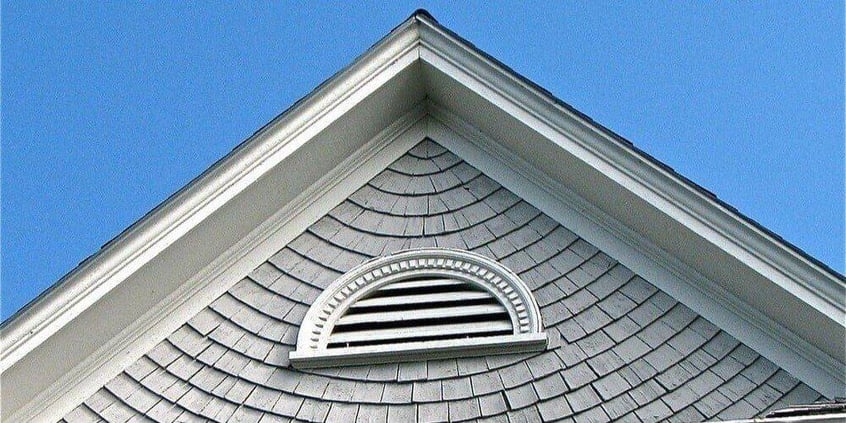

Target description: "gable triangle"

left=62, top=139, right=824, bottom=422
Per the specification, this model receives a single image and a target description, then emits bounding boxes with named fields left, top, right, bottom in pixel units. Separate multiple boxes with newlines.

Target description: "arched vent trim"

left=289, top=248, right=547, bottom=368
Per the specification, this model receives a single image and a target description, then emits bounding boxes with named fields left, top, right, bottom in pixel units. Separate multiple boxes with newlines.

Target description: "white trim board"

left=416, top=18, right=843, bottom=322
left=426, top=108, right=844, bottom=398
left=6, top=108, right=428, bottom=423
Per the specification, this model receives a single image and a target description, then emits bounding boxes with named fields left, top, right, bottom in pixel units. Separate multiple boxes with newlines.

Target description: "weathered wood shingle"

left=62, top=140, right=824, bottom=422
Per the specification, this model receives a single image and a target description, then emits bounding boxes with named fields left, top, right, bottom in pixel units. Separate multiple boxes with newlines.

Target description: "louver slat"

left=350, top=291, right=490, bottom=308
left=378, top=278, right=465, bottom=291
left=328, top=321, right=513, bottom=344
left=335, top=304, right=508, bottom=325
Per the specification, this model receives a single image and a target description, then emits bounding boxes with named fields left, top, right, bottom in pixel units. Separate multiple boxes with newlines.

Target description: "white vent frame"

left=289, top=248, right=548, bottom=368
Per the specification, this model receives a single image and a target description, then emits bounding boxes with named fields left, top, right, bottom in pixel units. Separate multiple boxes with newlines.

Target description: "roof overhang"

left=3, top=11, right=843, bottom=421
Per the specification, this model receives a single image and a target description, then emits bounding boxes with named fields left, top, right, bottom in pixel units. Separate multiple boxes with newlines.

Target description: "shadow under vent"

left=289, top=248, right=548, bottom=368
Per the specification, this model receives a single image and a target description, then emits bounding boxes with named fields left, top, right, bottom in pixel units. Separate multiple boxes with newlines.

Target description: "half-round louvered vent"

left=289, top=248, right=547, bottom=368
left=328, top=277, right=513, bottom=349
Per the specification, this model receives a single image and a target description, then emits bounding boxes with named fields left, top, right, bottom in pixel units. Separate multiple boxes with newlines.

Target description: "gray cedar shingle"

left=601, top=393, right=639, bottom=420
left=295, top=398, right=331, bottom=422
left=270, top=392, right=304, bottom=417
left=554, top=341, right=588, bottom=368
left=536, top=394, right=574, bottom=421
left=470, top=371, right=504, bottom=396
left=656, top=364, right=695, bottom=391
left=456, top=356, right=489, bottom=376
left=64, top=405, right=103, bottom=423
left=99, top=400, right=137, bottom=423
left=176, top=387, right=213, bottom=414
left=497, top=362, right=534, bottom=389
left=765, top=383, right=821, bottom=414
left=145, top=401, right=182, bottom=422
left=573, top=405, right=609, bottom=423
left=504, top=383, right=539, bottom=410
left=742, top=357, right=780, bottom=384
left=412, top=380, right=442, bottom=402
left=351, top=381, right=384, bottom=403
left=292, top=375, right=329, bottom=398
left=533, top=372, right=567, bottom=400
left=228, top=406, right=263, bottom=423
left=222, top=379, right=255, bottom=404
left=711, top=356, right=746, bottom=380
left=662, top=385, right=700, bottom=412
left=441, top=377, right=473, bottom=400
left=397, top=361, right=427, bottom=382
left=628, top=379, right=667, bottom=406
left=243, top=386, right=282, bottom=410
left=719, top=374, right=758, bottom=401
left=562, top=362, right=598, bottom=389
left=718, top=398, right=759, bottom=420
left=506, top=405, right=543, bottom=423
left=524, top=351, right=563, bottom=379
left=565, top=385, right=602, bottom=413
left=387, top=404, right=416, bottom=421
left=325, top=402, right=358, bottom=423
left=478, top=392, right=508, bottom=417
left=693, top=389, right=734, bottom=418
left=357, top=403, right=390, bottom=422
left=426, top=359, right=459, bottom=379
left=258, top=412, right=290, bottom=423
left=124, top=384, right=162, bottom=413
left=766, top=369, right=800, bottom=393
left=417, top=402, right=448, bottom=423
left=666, top=406, right=707, bottom=423
left=592, top=371, right=631, bottom=401
left=367, top=363, right=399, bottom=382
left=587, top=349, right=626, bottom=377
left=321, top=378, right=355, bottom=402
left=63, top=141, right=827, bottom=423
left=613, top=334, right=652, bottom=363
left=635, top=399, right=674, bottom=422
left=381, top=383, right=413, bottom=404
left=448, top=397, right=482, bottom=421
left=576, top=330, right=614, bottom=357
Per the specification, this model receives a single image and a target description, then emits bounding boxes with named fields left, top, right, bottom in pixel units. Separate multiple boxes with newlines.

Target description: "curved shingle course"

left=62, top=140, right=823, bottom=423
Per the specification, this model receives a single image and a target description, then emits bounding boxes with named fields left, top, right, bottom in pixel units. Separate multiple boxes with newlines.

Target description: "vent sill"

left=289, top=332, right=548, bottom=369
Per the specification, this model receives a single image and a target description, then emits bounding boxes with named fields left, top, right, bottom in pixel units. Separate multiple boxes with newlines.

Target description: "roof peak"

left=410, top=8, right=437, bottom=22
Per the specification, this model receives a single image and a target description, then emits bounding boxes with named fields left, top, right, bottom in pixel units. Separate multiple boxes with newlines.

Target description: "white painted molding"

left=0, top=16, right=422, bottom=373
left=290, top=248, right=547, bottom=368
left=426, top=106, right=845, bottom=398
left=415, top=17, right=844, bottom=325
left=5, top=106, right=427, bottom=423
left=291, top=333, right=549, bottom=369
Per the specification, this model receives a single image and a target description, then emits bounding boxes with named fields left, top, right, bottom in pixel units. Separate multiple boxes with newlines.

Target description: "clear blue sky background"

left=2, top=2, right=843, bottom=320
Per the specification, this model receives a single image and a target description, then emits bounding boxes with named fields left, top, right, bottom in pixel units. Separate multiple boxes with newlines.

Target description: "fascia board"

left=414, top=18, right=844, bottom=327
left=0, top=17, right=422, bottom=372
left=4, top=106, right=429, bottom=423
left=426, top=108, right=844, bottom=398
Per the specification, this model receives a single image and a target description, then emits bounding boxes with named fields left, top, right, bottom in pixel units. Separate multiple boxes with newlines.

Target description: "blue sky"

left=2, top=2, right=843, bottom=320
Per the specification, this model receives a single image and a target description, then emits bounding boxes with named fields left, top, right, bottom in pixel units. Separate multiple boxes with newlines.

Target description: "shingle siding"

left=62, top=140, right=824, bottom=422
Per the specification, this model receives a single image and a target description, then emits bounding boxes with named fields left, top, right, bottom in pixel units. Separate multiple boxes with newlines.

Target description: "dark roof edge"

left=414, top=12, right=845, bottom=282
left=0, top=10, right=425, bottom=328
